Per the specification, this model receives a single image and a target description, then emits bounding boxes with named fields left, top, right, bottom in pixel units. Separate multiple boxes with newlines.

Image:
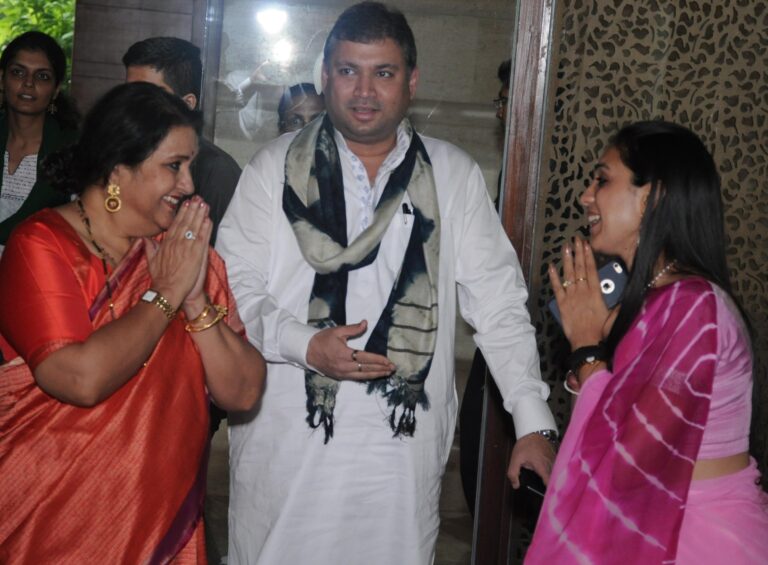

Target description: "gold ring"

left=576, top=277, right=587, bottom=283
left=562, top=280, right=574, bottom=288
left=351, top=350, right=358, bottom=361
left=357, top=362, right=362, bottom=372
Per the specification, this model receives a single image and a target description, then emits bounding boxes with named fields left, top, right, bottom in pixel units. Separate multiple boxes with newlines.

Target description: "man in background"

left=495, top=59, right=511, bottom=126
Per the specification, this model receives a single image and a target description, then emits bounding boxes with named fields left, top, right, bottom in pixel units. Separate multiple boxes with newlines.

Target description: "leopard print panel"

left=529, top=0, right=767, bottom=509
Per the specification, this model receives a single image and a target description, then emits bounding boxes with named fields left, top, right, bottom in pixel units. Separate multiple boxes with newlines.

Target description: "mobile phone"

left=520, top=468, right=546, bottom=498
left=548, top=260, right=628, bottom=326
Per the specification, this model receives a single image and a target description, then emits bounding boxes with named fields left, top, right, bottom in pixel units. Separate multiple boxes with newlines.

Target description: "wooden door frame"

left=472, top=1, right=557, bottom=562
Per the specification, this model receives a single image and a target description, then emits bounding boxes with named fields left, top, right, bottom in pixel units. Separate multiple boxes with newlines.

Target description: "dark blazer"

left=191, top=137, right=241, bottom=245
left=0, top=114, right=78, bottom=244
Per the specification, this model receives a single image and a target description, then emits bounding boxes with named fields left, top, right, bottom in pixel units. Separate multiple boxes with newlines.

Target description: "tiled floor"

left=205, top=355, right=476, bottom=565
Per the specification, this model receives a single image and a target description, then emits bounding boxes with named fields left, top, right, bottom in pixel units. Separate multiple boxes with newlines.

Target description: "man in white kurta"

left=216, top=3, right=556, bottom=564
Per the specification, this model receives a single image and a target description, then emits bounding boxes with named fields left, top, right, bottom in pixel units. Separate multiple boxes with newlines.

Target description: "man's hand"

left=306, top=320, right=396, bottom=380
left=507, top=432, right=556, bottom=489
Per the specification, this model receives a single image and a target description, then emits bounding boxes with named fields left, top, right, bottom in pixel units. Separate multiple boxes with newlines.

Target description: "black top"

left=0, top=114, right=79, bottom=244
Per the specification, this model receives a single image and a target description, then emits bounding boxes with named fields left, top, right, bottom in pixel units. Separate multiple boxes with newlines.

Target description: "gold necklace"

left=76, top=198, right=116, bottom=319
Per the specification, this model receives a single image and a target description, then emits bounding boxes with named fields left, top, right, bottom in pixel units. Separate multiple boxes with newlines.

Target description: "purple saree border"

left=88, top=240, right=145, bottom=321
left=145, top=441, right=210, bottom=565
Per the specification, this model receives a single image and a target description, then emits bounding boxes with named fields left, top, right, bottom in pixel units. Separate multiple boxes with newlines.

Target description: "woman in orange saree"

left=0, top=83, right=265, bottom=564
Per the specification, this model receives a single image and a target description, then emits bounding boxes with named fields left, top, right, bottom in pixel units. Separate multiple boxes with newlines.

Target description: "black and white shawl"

left=283, top=114, right=440, bottom=442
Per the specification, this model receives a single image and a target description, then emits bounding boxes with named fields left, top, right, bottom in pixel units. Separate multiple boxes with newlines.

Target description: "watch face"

left=142, top=289, right=158, bottom=302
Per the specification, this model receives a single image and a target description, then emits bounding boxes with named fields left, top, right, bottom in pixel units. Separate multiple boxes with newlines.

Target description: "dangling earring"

left=104, top=182, right=122, bottom=213
left=47, top=92, right=59, bottom=115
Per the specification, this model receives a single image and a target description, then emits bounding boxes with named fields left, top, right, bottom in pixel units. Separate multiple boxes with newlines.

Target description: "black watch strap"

left=567, top=343, right=608, bottom=372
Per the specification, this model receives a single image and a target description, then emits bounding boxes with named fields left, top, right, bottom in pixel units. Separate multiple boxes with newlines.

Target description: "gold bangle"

left=185, top=304, right=227, bottom=333
left=185, top=304, right=213, bottom=329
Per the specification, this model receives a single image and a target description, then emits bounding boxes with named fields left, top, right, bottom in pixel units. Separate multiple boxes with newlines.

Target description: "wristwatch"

left=533, top=429, right=559, bottom=446
left=141, top=289, right=177, bottom=320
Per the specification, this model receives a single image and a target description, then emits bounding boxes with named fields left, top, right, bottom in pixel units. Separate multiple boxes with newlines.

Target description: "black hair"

left=0, top=31, right=80, bottom=129
left=604, top=120, right=742, bottom=353
left=122, top=37, right=202, bottom=104
left=44, top=82, right=201, bottom=195
left=497, top=59, right=511, bottom=89
left=324, top=2, right=417, bottom=73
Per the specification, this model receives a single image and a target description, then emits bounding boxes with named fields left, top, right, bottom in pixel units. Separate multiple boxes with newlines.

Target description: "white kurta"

left=216, top=126, right=556, bottom=565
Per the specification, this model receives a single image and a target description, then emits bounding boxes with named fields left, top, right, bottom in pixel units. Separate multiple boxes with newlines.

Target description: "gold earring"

left=104, top=182, right=122, bottom=213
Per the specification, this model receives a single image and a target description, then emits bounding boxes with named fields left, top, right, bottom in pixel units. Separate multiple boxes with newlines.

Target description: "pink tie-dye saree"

left=527, top=278, right=721, bottom=564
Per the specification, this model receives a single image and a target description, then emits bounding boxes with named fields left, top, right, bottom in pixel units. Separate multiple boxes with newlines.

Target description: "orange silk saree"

left=0, top=210, right=242, bottom=564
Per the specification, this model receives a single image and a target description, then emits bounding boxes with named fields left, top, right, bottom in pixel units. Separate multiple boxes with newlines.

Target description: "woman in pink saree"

left=0, top=83, right=266, bottom=563
left=527, top=121, right=768, bottom=564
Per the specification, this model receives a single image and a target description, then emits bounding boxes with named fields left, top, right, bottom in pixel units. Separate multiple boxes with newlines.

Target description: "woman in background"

left=527, top=121, right=768, bottom=563
left=0, top=82, right=265, bottom=563
left=277, top=82, right=324, bottom=134
left=0, top=30, right=79, bottom=246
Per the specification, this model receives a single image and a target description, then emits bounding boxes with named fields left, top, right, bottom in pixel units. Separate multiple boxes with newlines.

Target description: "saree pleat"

left=0, top=210, right=242, bottom=564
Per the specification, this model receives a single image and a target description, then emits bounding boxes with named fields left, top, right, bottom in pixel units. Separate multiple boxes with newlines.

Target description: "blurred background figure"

left=494, top=59, right=510, bottom=126
left=277, top=82, right=324, bottom=134
left=0, top=31, right=79, bottom=250
left=0, top=82, right=265, bottom=562
left=222, top=58, right=270, bottom=142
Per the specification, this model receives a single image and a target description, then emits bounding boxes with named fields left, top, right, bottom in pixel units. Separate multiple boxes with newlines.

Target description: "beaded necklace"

left=646, top=260, right=676, bottom=290
left=76, top=198, right=116, bottom=320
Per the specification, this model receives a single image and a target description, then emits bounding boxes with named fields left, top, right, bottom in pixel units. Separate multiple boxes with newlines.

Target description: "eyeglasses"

left=493, top=97, right=509, bottom=110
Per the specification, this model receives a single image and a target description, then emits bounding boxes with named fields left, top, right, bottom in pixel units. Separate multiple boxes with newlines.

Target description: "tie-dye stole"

left=527, top=278, right=718, bottom=564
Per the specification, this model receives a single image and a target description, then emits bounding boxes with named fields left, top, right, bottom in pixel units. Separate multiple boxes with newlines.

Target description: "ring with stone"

left=351, top=349, right=358, bottom=361
left=562, top=279, right=574, bottom=288
left=357, top=362, right=362, bottom=372
left=184, top=230, right=196, bottom=240
left=575, top=277, right=587, bottom=283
